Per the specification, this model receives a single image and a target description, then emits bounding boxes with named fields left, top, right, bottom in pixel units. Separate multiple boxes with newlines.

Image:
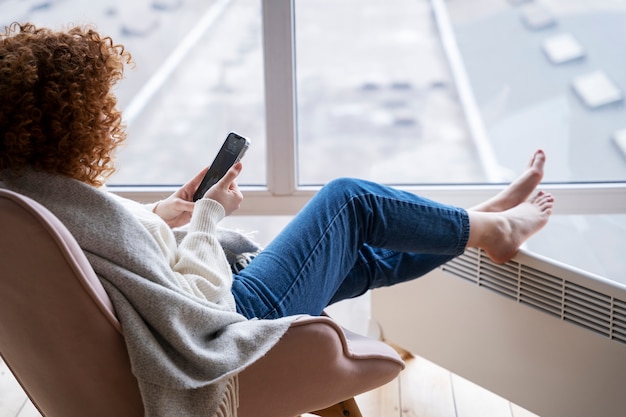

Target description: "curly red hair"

left=0, top=22, right=132, bottom=186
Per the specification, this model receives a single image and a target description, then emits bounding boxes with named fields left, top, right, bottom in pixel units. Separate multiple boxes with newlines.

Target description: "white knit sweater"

left=111, top=194, right=237, bottom=310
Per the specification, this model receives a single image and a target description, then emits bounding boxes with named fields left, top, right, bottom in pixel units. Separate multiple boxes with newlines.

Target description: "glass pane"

left=295, top=0, right=483, bottom=185
left=527, top=214, right=626, bottom=285
left=295, top=0, right=626, bottom=185
left=445, top=0, right=626, bottom=183
left=3, top=0, right=266, bottom=186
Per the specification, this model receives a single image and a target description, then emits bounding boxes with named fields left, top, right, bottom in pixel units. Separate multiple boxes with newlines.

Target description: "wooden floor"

left=2, top=351, right=539, bottom=417
left=0, top=358, right=39, bottom=417
left=349, top=353, right=539, bottom=417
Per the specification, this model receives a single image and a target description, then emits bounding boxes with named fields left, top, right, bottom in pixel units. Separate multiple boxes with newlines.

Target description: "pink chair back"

left=0, top=189, right=144, bottom=416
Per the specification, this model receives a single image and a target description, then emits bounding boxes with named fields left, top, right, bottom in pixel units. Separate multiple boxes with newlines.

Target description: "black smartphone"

left=193, top=132, right=250, bottom=201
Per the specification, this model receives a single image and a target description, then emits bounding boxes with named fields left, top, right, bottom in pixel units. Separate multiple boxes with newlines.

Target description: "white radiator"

left=371, top=248, right=626, bottom=417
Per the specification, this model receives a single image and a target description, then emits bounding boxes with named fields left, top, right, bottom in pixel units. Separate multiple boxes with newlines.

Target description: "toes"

left=529, top=150, right=546, bottom=174
left=535, top=192, right=554, bottom=212
left=529, top=190, right=545, bottom=203
left=532, top=149, right=546, bottom=165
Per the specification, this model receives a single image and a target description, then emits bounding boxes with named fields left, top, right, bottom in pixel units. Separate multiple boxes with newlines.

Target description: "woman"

left=0, top=23, right=553, bottom=416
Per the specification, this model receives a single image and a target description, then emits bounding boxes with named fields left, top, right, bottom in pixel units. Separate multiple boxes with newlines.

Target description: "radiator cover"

left=372, top=248, right=626, bottom=417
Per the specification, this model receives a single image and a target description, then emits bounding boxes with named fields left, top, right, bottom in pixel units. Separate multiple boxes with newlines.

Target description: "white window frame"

left=111, top=0, right=626, bottom=217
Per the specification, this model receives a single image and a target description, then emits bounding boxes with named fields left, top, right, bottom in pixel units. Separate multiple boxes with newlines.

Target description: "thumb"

left=218, top=162, right=243, bottom=187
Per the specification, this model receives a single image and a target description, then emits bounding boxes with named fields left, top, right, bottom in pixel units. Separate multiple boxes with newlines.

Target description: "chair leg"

left=307, top=397, right=363, bottom=417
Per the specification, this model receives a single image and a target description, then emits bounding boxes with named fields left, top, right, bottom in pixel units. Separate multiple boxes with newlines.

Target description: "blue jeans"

left=232, top=178, right=470, bottom=319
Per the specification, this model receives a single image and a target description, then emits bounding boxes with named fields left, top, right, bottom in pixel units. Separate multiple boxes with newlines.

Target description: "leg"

left=467, top=190, right=554, bottom=264
left=232, top=150, right=554, bottom=319
left=328, top=245, right=454, bottom=304
left=471, top=149, right=545, bottom=212
left=466, top=149, right=553, bottom=263
left=332, top=150, right=554, bottom=299
left=232, top=178, right=470, bottom=319
left=466, top=148, right=554, bottom=262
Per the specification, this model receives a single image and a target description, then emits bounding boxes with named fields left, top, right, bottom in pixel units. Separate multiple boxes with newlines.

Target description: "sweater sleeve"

left=112, top=194, right=236, bottom=311
left=172, top=198, right=237, bottom=310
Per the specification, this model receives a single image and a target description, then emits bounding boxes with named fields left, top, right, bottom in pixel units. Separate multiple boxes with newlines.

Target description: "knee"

left=323, top=177, right=366, bottom=194
left=319, top=177, right=372, bottom=202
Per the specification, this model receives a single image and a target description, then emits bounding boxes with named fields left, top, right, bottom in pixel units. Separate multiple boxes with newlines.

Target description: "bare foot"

left=471, top=149, right=545, bottom=213
left=470, top=191, right=554, bottom=264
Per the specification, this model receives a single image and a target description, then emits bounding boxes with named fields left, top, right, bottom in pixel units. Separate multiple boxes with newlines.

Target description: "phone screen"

left=193, top=132, right=250, bottom=201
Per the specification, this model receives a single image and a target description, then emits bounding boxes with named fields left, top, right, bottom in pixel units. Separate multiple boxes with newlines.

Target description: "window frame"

left=110, top=0, right=626, bottom=216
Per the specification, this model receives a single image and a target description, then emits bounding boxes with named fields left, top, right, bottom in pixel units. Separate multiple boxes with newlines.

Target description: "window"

left=2, top=0, right=266, bottom=186
left=443, top=0, right=626, bottom=184
left=294, top=0, right=479, bottom=185
left=4, top=0, right=625, bottom=280
left=112, top=0, right=267, bottom=186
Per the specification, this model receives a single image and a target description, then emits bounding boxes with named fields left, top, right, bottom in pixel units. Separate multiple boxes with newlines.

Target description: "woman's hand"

left=203, top=161, right=244, bottom=216
left=152, top=167, right=206, bottom=228
left=153, top=163, right=244, bottom=227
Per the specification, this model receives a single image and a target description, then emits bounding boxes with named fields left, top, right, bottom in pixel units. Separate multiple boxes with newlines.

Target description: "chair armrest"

left=237, top=315, right=405, bottom=417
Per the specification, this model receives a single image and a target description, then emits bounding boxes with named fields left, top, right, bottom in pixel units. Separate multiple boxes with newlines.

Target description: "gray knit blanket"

left=1, top=169, right=295, bottom=417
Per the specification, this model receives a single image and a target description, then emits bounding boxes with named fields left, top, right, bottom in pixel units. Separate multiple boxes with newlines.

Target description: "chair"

left=0, top=188, right=405, bottom=417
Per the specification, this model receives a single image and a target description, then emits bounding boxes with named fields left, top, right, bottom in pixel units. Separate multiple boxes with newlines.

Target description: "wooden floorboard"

left=397, top=355, right=456, bottom=417
left=0, top=360, right=28, bottom=417
left=452, top=373, right=513, bottom=417
left=15, top=401, right=39, bottom=417
left=510, top=403, right=541, bottom=417
left=357, top=375, right=401, bottom=417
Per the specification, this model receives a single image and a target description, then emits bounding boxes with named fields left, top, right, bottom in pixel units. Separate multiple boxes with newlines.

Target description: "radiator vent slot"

left=520, top=265, right=563, bottom=318
left=442, top=248, right=626, bottom=345
left=612, top=299, right=626, bottom=344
